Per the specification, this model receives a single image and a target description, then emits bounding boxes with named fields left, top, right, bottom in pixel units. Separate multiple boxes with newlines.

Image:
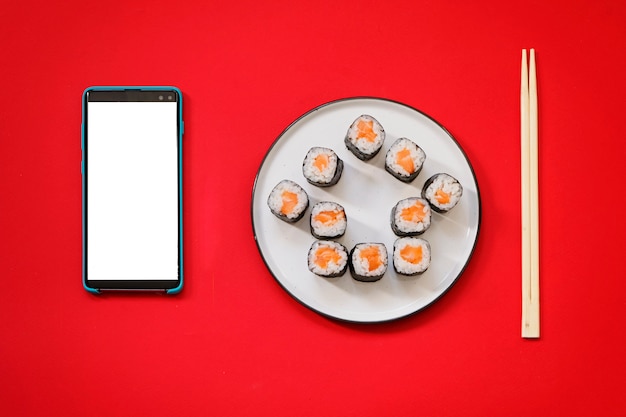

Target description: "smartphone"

left=82, top=87, right=183, bottom=293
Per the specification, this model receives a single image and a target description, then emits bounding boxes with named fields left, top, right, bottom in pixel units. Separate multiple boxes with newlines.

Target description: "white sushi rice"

left=346, top=115, right=385, bottom=156
left=302, top=147, right=339, bottom=185
left=393, top=237, right=431, bottom=275
left=423, top=173, right=463, bottom=211
left=310, top=201, right=347, bottom=238
left=385, top=137, right=426, bottom=177
left=267, top=179, right=309, bottom=220
left=308, top=240, right=348, bottom=276
left=351, top=243, right=388, bottom=277
left=392, top=197, right=432, bottom=234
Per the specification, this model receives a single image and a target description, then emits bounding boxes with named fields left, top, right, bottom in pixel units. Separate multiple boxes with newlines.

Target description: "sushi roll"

left=344, top=114, right=385, bottom=161
left=393, top=237, right=431, bottom=276
left=267, top=179, right=309, bottom=223
left=384, top=137, right=426, bottom=182
left=310, top=201, right=347, bottom=239
left=390, top=197, right=432, bottom=236
left=302, top=147, right=344, bottom=187
left=307, top=240, right=349, bottom=278
left=349, top=242, right=388, bottom=282
left=422, top=173, right=463, bottom=213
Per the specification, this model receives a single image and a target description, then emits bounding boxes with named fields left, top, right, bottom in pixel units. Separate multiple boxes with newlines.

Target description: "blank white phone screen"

left=87, top=101, right=178, bottom=280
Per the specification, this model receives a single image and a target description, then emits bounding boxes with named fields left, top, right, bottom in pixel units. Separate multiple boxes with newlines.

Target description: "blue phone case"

left=82, top=86, right=184, bottom=294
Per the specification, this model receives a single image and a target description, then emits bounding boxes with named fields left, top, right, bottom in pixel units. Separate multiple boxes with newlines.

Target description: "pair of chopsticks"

left=521, top=49, right=539, bottom=338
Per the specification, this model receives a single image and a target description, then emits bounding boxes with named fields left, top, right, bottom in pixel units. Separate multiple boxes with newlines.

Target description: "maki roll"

left=393, top=237, right=431, bottom=276
left=310, top=201, right=347, bottom=239
left=422, top=173, right=463, bottom=213
left=390, top=197, right=432, bottom=236
left=267, top=179, right=309, bottom=223
left=344, top=115, right=385, bottom=161
left=349, top=242, right=388, bottom=282
left=307, top=240, right=349, bottom=278
left=384, top=137, right=426, bottom=182
left=302, top=147, right=344, bottom=187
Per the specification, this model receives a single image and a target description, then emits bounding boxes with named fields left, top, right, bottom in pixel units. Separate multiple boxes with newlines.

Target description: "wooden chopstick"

left=521, top=49, right=540, bottom=338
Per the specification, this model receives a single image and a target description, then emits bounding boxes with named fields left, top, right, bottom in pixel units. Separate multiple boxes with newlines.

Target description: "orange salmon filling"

left=314, top=210, right=344, bottom=225
left=314, top=246, right=341, bottom=269
left=313, top=153, right=329, bottom=172
left=401, top=202, right=426, bottom=222
left=280, top=191, right=298, bottom=215
left=400, top=245, right=423, bottom=264
left=360, top=246, right=382, bottom=271
left=356, top=119, right=377, bottom=142
left=435, top=189, right=450, bottom=204
left=396, top=148, right=415, bottom=173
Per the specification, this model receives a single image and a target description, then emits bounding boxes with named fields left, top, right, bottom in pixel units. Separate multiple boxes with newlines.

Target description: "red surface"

left=1, top=0, right=625, bottom=415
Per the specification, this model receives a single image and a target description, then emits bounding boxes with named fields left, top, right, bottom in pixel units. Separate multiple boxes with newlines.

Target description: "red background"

left=1, top=0, right=625, bottom=415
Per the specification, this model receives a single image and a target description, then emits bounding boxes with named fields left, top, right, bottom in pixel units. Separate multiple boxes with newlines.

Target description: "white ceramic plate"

left=252, top=98, right=480, bottom=323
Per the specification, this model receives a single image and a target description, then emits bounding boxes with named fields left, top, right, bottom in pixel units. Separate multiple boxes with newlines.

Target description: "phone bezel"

left=81, top=86, right=183, bottom=294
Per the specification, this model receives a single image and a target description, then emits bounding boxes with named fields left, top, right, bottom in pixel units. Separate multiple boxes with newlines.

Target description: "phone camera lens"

left=158, top=95, right=164, bottom=100
left=168, top=95, right=173, bottom=100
